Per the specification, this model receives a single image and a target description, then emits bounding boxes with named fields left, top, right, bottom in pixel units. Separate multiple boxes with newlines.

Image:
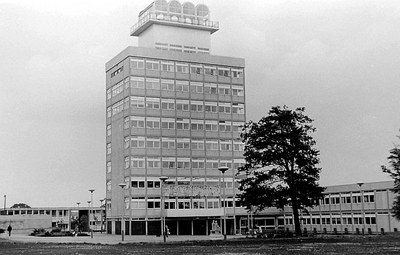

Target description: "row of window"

left=107, top=97, right=245, bottom=117
left=107, top=76, right=244, bottom=100
left=111, top=116, right=243, bottom=133
left=320, top=194, right=375, bottom=205
left=124, top=156, right=245, bottom=170
left=285, top=216, right=377, bottom=225
left=154, top=42, right=209, bottom=54
left=128, top=179, right=235, bottom=189
left=106, top=159, right=244, bottom=173
left=117, top=137, right=244, bottom=151
left=2, top=209, right=69, bottom=217
left=130, top=58, right=243, bottom=78
left=126, top=198, right=238, bottom=210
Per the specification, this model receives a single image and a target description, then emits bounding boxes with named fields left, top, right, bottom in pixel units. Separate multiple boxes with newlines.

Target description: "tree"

left=381, top=131, right=400, bottom=219
left=237, top=106, right=325, bottom=236
left=10, top=203, right=31, bottom=208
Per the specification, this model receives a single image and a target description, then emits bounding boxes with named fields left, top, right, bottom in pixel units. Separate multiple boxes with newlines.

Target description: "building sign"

left=164, top=184, right=220, bottom=197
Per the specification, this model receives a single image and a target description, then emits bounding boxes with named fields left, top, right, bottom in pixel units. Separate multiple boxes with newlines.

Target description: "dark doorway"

left=148, top=221, right=161, bottom=235
left=131, top=221, right=146, bottom=235
left=193, top=220, right=207, bottom=235
left=178, top=220, right=191, bottom=235
left=115, top=221, right=121, bottom=235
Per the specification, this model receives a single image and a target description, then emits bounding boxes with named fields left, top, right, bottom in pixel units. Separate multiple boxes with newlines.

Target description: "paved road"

left=0, top=233, right=240, bottom=244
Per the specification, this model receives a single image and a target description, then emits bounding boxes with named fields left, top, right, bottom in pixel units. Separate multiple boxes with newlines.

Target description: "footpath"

left=0, top=233, right=243, bottom=245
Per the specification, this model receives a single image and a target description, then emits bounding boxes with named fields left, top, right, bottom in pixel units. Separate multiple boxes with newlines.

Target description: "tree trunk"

left=291, top=194, right=302, bottom=237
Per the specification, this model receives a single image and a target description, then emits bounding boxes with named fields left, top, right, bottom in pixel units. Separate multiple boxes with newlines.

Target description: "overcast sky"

left=1, top=0, right=399, bottom=207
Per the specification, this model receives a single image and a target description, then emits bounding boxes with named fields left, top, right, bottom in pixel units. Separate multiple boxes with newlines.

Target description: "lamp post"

left=159, top=176, right=168, bottom=243
left=218, top=166, right=229, bottom=240
left=77, top=202, right=80, bottom=208
left=89, top=189, right=95, bottom=238
left=118, top=183, right=127, bottom=241
left=99, top=199, right=104, bottom=234
left=357, top=181, right=365, bottom=235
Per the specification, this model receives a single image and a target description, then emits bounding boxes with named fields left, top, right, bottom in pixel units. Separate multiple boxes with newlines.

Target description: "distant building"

left=105, top=0, right=245, bottom=235
left=0, top=207, right=105, bottom=233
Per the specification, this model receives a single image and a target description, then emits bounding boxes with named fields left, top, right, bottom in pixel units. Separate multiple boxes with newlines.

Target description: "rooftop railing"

left=131, top=12, right=219, bottom=35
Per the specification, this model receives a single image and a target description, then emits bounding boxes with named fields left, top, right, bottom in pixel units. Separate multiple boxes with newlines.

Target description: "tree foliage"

left=381, top=132, right=400, bottom=220
left=11, top=203, right=31, bottom=208
left=237, top=106, right=325, bottom=236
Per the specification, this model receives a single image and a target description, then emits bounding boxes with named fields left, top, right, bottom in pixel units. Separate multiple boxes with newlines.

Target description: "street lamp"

left=77, top=202, right=80, bottom=208
left=118, top=182, right=127, bottom=241
left=218, top=166, right=229, bottom=240
left=99, top=199, right=104, bottom=234
left=159, top=176, right=168, bottom=243
left=357, top=181, right=365, bottom=235
left=89, top=189, right=95, bottom=238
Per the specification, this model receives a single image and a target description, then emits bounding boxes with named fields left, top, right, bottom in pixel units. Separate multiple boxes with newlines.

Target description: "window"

left=190, top=82, right=203, bottom=93
left=124, top=136, right=130, bottom=149
left=107, top=125, right=111, bottom=136
left=233, top=141, right=244, bottom=151
left=147, top=137, right=160, bottom=148
left=232, top=86, right=244, bottom=96
left=162, top=138, right=175, bottom=149
left=111, top=66, right=123, bottom=77
left=131, top=116, right=145, bottom=128
left=131, top=157, right=145, bottom=168
left=161, top=79, right=174, bottom=91
left=107, top=107, right=111, bottom=118
left=131, top=58, right=144, bottom=69
left=107, top=181, right=111, bottom=191
left=131, top=180, right=145, bottom=188
left=191, top=120, right=204, bottom=130
left=190, top=65, right=203, bottom=74
left=106, top=88, right=111, bottom=99
left=146, top=117, right=160, bottom=129
left=147, top=199, right=161, bottom=209
left=106, top=161, right=111, bottom=173
left=112, top=100, right=124, bottom=115
left=106, top=143, right=111, bottom=154
left=130, top=77, right=145, bottom=89
left=161, top=61, right=174, bottom=72
left=162, top=157, right=176, bottom=168
left=131, top=137, right=145, bottom=148
left=232, top=103, right=245, bottom=114
left=205, top=121, right=218, bottom=131
left=176, top=100, right=189, bottom=111
left=205, top=140, right=218, bottom=150
left=204, top=66, right=217, bottom=76
left=176, top=63, right=189, bottom=73
left=191, top=139, right=204, bottom=150
left=146, top=97, right=160, bottom=109
left=219, top=160, right=232, bottom=168
left=147, top=157, right=161, bottom=168
left=205, top=102, right=218, bottom=113
left=111, top=81, right=124, bottom=97
left=192, top=159, right=205, bottom=169
left=161, top=118, right=175, bottom=129
left=232, top=122, right=243, bottom=132
left=176, top=118, right=190, bottom=130
left=218, top=103, right=231, bottom=114
left=177, top=158, right=190, bottom=169
left=131, top=96, right=145, bottom=108
left=161, top=99, right=175, bottom=110
left=231, top=68, right=243, bottom=78
left=218, top=85, right=231, bottom=95
left=220, top=140, right=232, bottom=151
left=145, top=60, right=159, bottom=70
left=131, top=198, right=146, bottom=209
left=204, top=83, right=217, bottom=94
left=218, top=67, right=230, bottom=77
left=124, top=156, right=130, bottom=169
left=190, top=101, right=203, bottom=112
left=145, top=78, right=160, bottom=90
left=219, top=121, right=231, bottom=132
left=177, top=138, right=190, bottom=149
left=176, top=80, right=189, bottom=92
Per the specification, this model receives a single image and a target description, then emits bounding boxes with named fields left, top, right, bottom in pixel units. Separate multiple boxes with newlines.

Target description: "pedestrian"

left=7, top=224, right=12, bottom=236
left=165, top=225, right=169, bottom=238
